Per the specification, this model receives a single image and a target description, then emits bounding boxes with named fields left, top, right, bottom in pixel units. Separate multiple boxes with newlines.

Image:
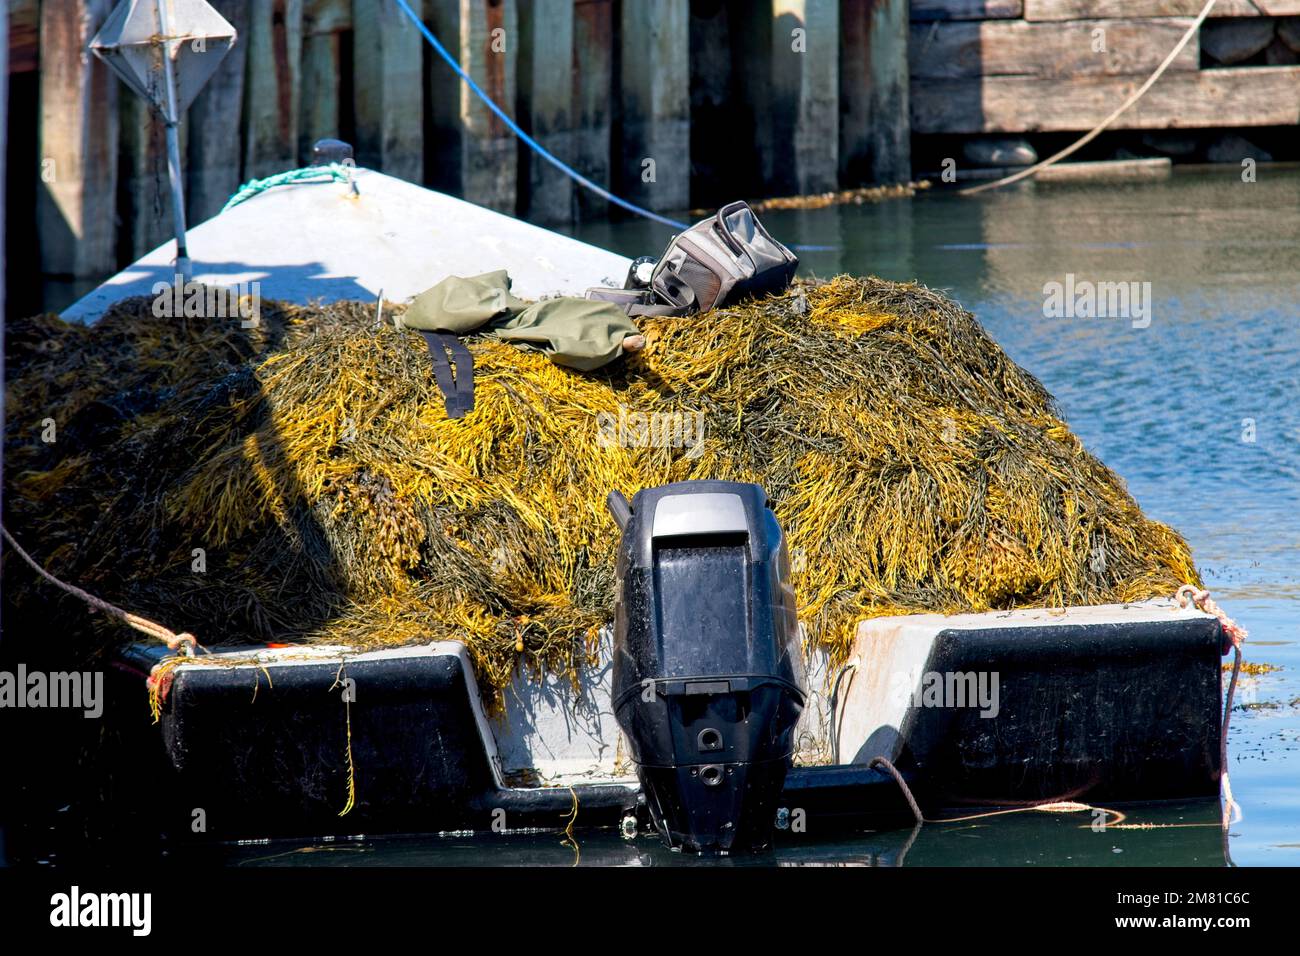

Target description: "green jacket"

left=399, top=270, right=639, bottom=371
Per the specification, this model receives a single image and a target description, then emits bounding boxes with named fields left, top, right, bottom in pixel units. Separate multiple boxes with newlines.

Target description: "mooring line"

left=1178, top=585, right=1247, bottom=829
left=960, top=0, right=1217, bottom=196
left=870, top=756, right=1126, bottom=827
left=1, top=522, right=200, bottom=656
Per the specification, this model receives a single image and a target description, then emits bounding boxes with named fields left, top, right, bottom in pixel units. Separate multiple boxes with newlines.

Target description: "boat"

left=63, top=166, right=1228, bottom=851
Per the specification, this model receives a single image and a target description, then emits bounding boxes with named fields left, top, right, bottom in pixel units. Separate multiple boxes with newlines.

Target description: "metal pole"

left=154, top=0, right=191, bottom=282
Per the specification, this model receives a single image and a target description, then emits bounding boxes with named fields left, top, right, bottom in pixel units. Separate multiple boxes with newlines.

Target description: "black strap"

left=627, top=300, right=687, bottom=317
left=420, top=331, right=475, bottom=419
left=627, top=266, right=698, bottom=317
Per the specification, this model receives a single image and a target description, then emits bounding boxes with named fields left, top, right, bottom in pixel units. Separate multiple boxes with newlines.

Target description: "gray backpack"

left=588, top=201, right=798, bottom=317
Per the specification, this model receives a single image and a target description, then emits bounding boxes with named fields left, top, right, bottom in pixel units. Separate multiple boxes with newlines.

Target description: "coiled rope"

left=1, top=523, right=200, bottom=656
left=222, top=162, right=356, bottom=212
left=960, top=0, right=1217, bottom=196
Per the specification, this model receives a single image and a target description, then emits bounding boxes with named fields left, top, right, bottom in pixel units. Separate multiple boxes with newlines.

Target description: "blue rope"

left=391, top=0, right=692, bottom=231
left=222, top=163, right=354, bottom=212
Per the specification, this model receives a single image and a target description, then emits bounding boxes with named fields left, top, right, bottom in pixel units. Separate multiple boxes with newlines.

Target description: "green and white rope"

left=222, top=163, right=355, bottom=212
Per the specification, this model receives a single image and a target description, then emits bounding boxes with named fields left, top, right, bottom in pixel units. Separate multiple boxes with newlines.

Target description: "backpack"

left=588, top=201, right=798, bottom=317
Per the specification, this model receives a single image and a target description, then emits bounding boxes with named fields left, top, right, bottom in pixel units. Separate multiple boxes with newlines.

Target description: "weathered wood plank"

left=426, top=0, right=518, bottom=212
left=1034, top=156, right=1172, bottom=181
left=769, top=0, right=840, bottom=194
left=618, top=0, right=689, bottom=212
left=353, top=0, right=421, bottom=182
left=841, top=0, right=910, bottom=185
left=1023, top=0, right=1300, bottom=20
left=912, top=65, right=1300, bottom=133
left=909, top=18, right=1200, bottom=80
left=518, top=0, right=573, bottom=223
left=571, top=0, right=612, bottom=219
left=37, top=0, right=118, bottom=277
left=243, top=0, right=302, bottom=179
left=9, top=0, right=38, bottom=73
left=911, top=0, right=1023, bottom=19
left=188, top=0, right=251, bottom=225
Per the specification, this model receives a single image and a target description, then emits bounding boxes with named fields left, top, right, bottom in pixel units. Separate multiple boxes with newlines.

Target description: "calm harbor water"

left=225, top=169, right=1300, bottom=868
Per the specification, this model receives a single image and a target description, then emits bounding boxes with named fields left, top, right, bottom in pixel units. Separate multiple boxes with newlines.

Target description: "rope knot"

left=1176, top=584, right=1247, bottom=654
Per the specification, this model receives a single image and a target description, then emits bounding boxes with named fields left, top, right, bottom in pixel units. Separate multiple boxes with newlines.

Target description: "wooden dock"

left=7, top=0, right=1300, bottom=287
left=911, top=1, right=1300, bottom=134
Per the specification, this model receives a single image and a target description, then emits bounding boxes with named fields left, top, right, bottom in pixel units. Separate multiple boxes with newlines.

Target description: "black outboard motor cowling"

left=608, top=480, right=805, bottom=853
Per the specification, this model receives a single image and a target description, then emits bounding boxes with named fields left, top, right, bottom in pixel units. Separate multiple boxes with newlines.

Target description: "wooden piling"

left=517, top=0, right=574, bottom=223
left=243, top=0, right=303, bottom=180
left=769, top=0, right=840, bottom=195
left=37, top=0, right=119, bottom=278
left=617, top=0, right=689, bottom=212
left=353, top=0, right=422, bottom=183
left=571, top=0, right=614, bottom=219
left=298, top=0, right=350, bottom=166
left=425, top=0, right=518, bottom=213
left=188, top=0, right=251, bottom=225
left=841, top=0, right=910, bottom=186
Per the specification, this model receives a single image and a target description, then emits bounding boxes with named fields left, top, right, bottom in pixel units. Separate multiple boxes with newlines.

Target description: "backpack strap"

left=627, top=299, right=689, bottom=317
left=419, top=331, right=475, bottom=419
left=627, top=265, right=698, bottom=317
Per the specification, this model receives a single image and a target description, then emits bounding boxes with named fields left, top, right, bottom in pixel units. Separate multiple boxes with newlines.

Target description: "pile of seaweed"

left=2, top=277, right=1198, bottom=695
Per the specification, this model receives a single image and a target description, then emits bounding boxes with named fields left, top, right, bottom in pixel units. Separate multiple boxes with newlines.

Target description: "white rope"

left=960, top=0, right=1217, bottom=197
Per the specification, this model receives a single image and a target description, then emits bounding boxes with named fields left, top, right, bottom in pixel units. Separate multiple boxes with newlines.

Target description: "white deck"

left=62, top=168, right=632, bottom=323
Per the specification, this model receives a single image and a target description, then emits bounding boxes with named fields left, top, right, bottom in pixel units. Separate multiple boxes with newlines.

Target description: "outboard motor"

left=607, top=480, right=806, bottom=853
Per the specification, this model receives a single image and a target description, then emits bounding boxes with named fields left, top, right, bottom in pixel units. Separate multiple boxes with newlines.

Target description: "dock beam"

left=353, top=0, right=423, bottom=184
left=770, top=0, right=840, bottom=195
